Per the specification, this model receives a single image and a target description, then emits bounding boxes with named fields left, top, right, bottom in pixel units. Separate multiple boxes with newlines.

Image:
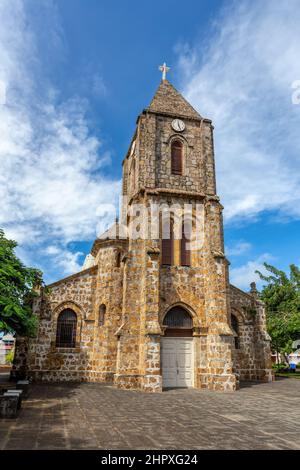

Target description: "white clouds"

left=44, top=245, right=83, bottom=275
left=178, top=0, right=300, bottom=222
left=75, top=61, right=108, bottom=100
left=226, top=241, right=251, bottom=257
left=0, top=0, right=120, bottom=280
left=230, top=253, right=273, bottom=290
left=91, top=73, right=107, bottom=98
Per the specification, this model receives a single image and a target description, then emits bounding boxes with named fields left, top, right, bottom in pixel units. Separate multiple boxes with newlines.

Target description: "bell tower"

left=115, top=71, right=237, bottom=393
left=122, top=77, right=217, bottom=201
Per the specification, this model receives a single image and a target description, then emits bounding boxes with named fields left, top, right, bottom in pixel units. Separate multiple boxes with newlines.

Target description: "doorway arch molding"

left=160, top=302, right=200, bottom=337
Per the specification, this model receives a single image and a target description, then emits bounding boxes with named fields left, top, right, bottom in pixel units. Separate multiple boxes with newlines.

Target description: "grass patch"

left=275, top=371, right=300, bottom=379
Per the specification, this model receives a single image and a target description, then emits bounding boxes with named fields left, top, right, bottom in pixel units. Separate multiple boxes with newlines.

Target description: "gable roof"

left=147, top=79, right=201, bottom=120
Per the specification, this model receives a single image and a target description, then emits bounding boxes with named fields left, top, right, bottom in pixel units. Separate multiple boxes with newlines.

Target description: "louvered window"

left=181, top=220, right=191, bottom=266
left=171, top=140, right=183, bottom=175
left=162, top=218, right=174, bottom=266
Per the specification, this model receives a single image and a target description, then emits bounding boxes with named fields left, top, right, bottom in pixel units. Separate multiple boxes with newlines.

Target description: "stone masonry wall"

left=92, top=241, right=127, bottom=382
left=124, top=112, right=216, bottom=202
left=25, top=267, right=98, bottom=382
left=229, top=285, right=273, bottom=382
left=114, top=235, right=146, bottom=390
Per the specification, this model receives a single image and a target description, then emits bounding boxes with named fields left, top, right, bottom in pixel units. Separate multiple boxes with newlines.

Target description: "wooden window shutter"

left=181, top=221, right=191, bottom=266
left=171, top=140, right=183, bottom=175
left=162, top=219, right=174, bottom=266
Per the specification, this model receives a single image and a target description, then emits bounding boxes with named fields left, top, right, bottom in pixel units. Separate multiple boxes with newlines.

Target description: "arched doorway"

left=161, top=306, right=194, bottom=388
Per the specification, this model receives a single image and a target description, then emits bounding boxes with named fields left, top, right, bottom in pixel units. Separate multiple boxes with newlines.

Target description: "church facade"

left=13, top=77, right=273, bottom=392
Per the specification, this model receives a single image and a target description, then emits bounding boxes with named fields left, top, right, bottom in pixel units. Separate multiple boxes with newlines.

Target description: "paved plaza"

left=1, top=377, right=300, bottom=450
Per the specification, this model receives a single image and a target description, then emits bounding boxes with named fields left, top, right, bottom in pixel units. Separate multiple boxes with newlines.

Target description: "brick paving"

left=0, top=378, right=300, bottom=450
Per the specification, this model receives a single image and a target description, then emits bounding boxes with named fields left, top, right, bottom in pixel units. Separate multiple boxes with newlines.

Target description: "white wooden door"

left=161, top=338, right=194, bottom=388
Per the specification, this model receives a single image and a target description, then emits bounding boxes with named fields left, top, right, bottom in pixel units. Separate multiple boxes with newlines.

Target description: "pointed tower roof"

left=147, top=79, right=201, bottom=120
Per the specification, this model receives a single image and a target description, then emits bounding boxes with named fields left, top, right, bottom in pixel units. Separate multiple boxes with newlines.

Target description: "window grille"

left=163, top=307, right=193, bottom=328
left=56, top=309, right=77, bottom=348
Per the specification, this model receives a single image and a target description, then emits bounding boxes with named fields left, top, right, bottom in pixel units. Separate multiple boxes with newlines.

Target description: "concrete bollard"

left=0, top=395, right=19, bottom=418
left=16, top=380, right=30, bottom=398
left=4, top=390, right=23, bottom=410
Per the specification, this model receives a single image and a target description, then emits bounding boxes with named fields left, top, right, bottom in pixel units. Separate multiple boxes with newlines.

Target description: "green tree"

left=256, top=263, right=300, bottom=362
left=0, top=229, right=44, bottom=336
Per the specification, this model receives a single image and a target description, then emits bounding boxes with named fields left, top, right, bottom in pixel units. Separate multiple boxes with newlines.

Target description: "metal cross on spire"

left=159, top=62, right=170, bottom=80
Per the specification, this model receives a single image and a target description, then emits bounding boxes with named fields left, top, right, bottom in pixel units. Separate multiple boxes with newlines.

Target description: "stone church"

left=13, top=72, right=273, bottom=392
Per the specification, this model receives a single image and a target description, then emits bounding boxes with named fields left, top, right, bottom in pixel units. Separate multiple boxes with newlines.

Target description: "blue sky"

left=0, top=0, right=300, bottom=289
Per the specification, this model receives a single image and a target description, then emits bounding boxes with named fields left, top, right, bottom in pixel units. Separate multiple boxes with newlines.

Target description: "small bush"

left=272, top=362, right=287, bottom=372
left=5, top=349, right=15, bottom=364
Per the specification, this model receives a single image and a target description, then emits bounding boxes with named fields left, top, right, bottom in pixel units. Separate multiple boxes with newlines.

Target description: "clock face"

left=172, top=119, right=185, bottom=132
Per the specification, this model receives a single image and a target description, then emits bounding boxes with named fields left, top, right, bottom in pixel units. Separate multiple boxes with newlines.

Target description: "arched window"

left=231, top=314, right=239, bottom=349
left=56, top=309, right=77, bottom=348
left=116, top=251, right=121, bottom=268
left=171, top=140, right=183, bottom=175
left=181, top=219, right=191, bottom=266
left=161, top=217, right=174, bottom=266
left=163, top=306, right=193, bottom=337
left=98, top=304, right=106, bottom=326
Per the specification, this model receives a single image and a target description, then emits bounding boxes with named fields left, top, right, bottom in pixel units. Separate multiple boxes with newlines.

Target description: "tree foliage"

left=0, top=229, right=44, bottom=336
left=256, top=263, right=300, bottom=357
